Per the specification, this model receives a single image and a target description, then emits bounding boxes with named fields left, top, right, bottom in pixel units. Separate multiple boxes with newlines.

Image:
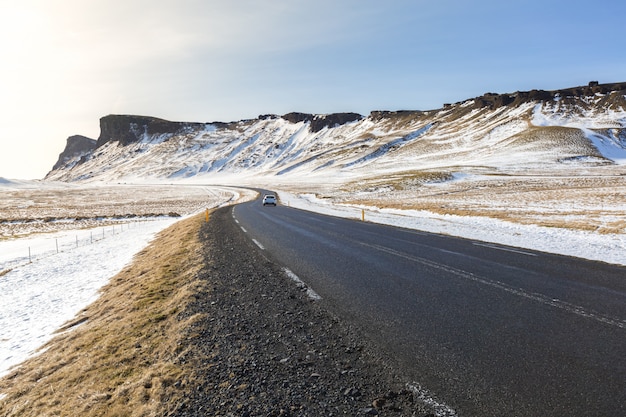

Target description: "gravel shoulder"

left=172, top=206, right=435, bottom=416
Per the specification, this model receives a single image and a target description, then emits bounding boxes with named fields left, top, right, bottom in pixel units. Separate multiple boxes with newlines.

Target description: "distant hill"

left=46, top=81, right=626, bottom=183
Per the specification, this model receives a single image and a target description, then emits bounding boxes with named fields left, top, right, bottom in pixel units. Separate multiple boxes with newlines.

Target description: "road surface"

left=231, top=193, right=626, bottom=416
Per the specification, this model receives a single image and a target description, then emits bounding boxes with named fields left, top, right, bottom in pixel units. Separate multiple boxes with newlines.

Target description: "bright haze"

left=1, top=0, right=625, bottom=180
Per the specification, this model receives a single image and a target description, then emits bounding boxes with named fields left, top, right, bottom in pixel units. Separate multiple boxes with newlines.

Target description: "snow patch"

left=0, top=218, right=177, bottom=377
left=584, top=128, right=626, bottom=164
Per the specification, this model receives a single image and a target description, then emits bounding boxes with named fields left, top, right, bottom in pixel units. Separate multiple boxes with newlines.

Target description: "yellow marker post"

left=205, top=208, right=209, bottom=223
left=361, top=209, right=365, bottom=222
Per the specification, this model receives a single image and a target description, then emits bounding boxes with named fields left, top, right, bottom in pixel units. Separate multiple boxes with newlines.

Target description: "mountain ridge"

left=46, top=81, right=626, bottom=182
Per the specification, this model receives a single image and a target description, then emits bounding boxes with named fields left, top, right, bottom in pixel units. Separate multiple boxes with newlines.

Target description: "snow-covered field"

left=0, top=183, right=255, bottom=377
left=0, top=182, right=242, bottom=238
left=0, top=218, right=177, bottom=377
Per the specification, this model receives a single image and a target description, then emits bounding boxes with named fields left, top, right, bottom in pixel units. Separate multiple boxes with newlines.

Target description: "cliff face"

left=46, top=81, right=626, bottom=182
left=50, top=135, right=97, bottom=171
left=96, top=115, right=206, bottom=147
left=281, top=112, right=363, bottom=132
left=470, top=82, right=626, bottom=110
left=93, top=112, right=364, bottom=148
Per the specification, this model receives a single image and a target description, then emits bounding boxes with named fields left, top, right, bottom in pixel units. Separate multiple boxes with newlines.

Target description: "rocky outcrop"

left=473, top=90, right=553, bottom=109
left=281, top=112, right=313, bottom=125
left=50, top=135, right=97, bottom=171
left=311, top=112, right=362, bottom=132
left=281, top=112, right=363, bottom=132
left=258, top=114, right=279, bottom=120
left=472, top=82, right=626, bottom=110
left=96, top=115, right=206, bottom=148
left=369, top=110, right=425, bottom=121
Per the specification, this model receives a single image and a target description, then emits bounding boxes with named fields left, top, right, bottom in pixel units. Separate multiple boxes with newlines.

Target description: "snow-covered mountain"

left=46, top=82, right=626, bottom=183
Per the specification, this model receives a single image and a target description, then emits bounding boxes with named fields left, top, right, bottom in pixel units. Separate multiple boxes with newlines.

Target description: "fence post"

left=56, top=239, right=59, bottom=253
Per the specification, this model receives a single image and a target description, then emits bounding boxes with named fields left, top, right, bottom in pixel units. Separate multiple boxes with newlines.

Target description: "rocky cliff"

left=96, top=115, right=207, bottom=148
left=93, top=112, right=364, bottom=149
left=50, top=135, right=97, bottom=171
left=469, top=81, right=626, bottom=110
left=281, top=112, right=363, bottom=132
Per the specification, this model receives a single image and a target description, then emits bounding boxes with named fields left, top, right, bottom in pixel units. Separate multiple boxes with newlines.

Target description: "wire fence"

left=0, top=199, right=234, bottom=277
left=0, top=220, right=155, bottom=275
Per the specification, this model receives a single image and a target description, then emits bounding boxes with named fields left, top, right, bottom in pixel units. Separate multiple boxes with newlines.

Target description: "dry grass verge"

left=332, top=172, right=626, bottom=234
left=0, top=214, right=207, bottom=417
left=341, top=170, right=453, bottom=193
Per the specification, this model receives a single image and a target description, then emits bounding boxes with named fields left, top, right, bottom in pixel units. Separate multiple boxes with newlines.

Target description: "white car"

left=262, top=194, right=277, bottom=206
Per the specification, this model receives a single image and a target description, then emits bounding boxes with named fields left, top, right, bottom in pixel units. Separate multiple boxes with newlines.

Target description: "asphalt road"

left=231, top=193, right=626, bottom=417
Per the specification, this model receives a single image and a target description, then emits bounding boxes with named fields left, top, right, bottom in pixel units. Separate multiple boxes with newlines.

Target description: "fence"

left=0, top=221, right=150, bottom=275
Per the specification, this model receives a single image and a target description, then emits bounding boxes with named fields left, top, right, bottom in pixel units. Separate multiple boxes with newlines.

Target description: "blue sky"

left=1, top=0, right=625, bottom=179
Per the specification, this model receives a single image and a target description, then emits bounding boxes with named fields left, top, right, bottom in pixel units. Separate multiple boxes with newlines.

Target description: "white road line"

left=361, top=242, right=626, bottom=329
left=240, top=226, right=247, bottom=233
left=252, top=239, right=265, bottom=250
left=473, top=242, right=537, bottom=256
left=283, top=267, right=322, bottom=301
left=235, top=219, right=240, bottom=224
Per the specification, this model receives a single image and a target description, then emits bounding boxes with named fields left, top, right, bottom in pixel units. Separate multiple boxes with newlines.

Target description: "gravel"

left=169, top=207, right=436, bottom=416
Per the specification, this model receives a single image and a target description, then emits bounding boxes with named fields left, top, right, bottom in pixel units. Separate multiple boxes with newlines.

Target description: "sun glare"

left=0, top=4, right=43, bottom=47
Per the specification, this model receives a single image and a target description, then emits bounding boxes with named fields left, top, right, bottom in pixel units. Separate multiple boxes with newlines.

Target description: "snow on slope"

left=0, top=178, right=46, bottom=189
left=46, top=90, right=626, bottom=184
left=584, top=129, right=626, bottom=164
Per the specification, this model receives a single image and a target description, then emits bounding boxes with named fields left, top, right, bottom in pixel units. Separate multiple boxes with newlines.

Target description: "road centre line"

left=252, top=239, right=265, bottom=250
left=357, top=225, right=533, bottom=258
left=240, top=226, right=247, bottom=233
left=238, top=203, right=624, bottom=328
left=360, top=242, right=626, bottom=329
left=473, top=242, right=537, bottom=256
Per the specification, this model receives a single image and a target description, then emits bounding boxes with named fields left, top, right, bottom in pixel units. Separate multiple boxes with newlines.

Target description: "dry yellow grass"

left=0, top=213, right=208, bottom=416
left=0, top=184, right=233, bottom=239
left=341, top=170, right=453, bottom=193
left=315, top=171, right=626, bottom=235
